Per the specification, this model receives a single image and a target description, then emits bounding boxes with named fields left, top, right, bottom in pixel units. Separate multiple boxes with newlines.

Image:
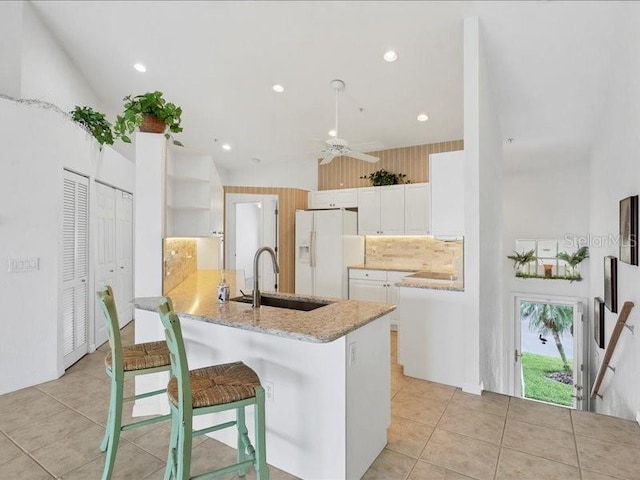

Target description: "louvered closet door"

left=62, top=170, right=89, bottom=368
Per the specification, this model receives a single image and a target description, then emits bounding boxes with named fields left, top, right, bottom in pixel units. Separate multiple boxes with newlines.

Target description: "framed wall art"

left=594, top=297, right=605, bottom=349
left=604, top=256, right=618, bottom=313
left=619, top=195, right=638, bottom=265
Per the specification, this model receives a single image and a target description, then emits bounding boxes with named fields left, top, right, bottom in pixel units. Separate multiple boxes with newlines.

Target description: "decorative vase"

left=544, top=264, right=553, bottom=278
left=139, top=114, right=166, bottom=134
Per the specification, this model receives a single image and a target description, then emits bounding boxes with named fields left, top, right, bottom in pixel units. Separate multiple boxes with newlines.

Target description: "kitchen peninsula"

left=135, top=270, right=394, bottom=480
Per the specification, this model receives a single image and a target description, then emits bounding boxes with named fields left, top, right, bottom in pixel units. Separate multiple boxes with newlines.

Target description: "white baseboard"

left=462, top=381, right=484, bottom=396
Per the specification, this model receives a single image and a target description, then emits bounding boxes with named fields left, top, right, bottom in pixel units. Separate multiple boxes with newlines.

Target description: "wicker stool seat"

left=105, top=341, right=171, bottom=372
left=167, top=362, right=260, bottom=408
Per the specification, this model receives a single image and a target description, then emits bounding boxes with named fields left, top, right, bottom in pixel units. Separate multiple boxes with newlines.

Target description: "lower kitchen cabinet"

left=397, top=286, right=464, bottom=387
left=348, top=269, right=411, bottom=329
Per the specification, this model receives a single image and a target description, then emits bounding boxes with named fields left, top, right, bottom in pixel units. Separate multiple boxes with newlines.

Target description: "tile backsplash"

left=163, top=238, right=197, bottom=294
left=365, top=236, right=464, bottom=277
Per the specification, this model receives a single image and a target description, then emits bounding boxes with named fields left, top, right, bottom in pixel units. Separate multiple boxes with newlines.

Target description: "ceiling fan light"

left=328, top=129, right=337, bottom=137
left=417, top=113, right=429, bottom=122
left=383, top=50, right=398, bottom=62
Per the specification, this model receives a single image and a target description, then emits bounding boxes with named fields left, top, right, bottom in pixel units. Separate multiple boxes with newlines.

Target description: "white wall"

left=0, top=2, right=22, bottom=97
left=587, top=12, right=640, bottom=420
left=502, top=160, right=591, bottom=395
left=0, top=97, right=134, bottom=394
left=225, top=158, right=317, bottom=191
left=463, top=17, right=504, bottom=394
left=20, top=2, right=104, bottom=112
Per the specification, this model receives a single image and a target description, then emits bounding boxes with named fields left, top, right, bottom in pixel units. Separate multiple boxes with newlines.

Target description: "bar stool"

left=157, top=297, right=269, bottom=480
left=97, top=286, right=172, bottom=480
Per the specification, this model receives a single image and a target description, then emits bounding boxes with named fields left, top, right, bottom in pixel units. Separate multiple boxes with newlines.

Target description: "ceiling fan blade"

left=345, top=151, right=380, bottom=163
left=319, top=153, right=338, bottom=165
left=349, top=141, right=384, bottom=153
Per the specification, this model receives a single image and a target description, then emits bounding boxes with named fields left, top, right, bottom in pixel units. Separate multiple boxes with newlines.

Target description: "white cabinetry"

left=430, top=151, right=464, bottom=236
left=397, top=286, right=464, bottom=387
left=358, top=185, right=405, bottom=235
left=309, top=188, right=358, bottom=209
left=166, top=149, right=223, bottom=237
left=404, top=183, right=431, bottom=235
left=349, top=269, right=411, bottom=329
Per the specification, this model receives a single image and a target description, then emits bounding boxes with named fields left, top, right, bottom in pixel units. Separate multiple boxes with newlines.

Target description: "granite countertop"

left=139, top=270, right=395, bottom=343
left=349, top=263, right=422, bottom=272
left=396, top=278, right=464, bottom=291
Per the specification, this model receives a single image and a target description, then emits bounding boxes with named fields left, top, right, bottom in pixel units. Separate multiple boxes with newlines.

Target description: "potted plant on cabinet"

left=70, top=106, right=114, bottom=147
left=360, top=169, right=408, bottom=186
left=114, top=91, right=183, bottom=145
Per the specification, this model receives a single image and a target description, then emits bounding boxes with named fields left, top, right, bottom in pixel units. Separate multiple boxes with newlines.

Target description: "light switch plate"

left=8, top=257, right=39, bottom=273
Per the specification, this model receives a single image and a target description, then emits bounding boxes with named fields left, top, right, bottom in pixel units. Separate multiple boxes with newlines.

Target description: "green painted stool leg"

left=176, top=416, right=193, bottom=480
left=254, top=388, right=269, bottom=480
left=237, top=407, right=248, bottom=477
left=102, top=377, right=123, bottom=480
left=164, top=408, right=179, bottom=480
left=99, top=378, right=115, bottom=453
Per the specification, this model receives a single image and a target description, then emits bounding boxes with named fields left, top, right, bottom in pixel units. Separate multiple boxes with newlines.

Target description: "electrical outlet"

left=264, top=381, right=274, bottom=403
left=349, top=342, right=358, bottom=366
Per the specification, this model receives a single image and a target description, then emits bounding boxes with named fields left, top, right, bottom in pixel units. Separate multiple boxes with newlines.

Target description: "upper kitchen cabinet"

left=429, top=151, right=464, bottom=237
left=308, top=188, right=358, bottom=209
left=166, top=149, right=223, bottom=237
left=358, top=185, right=405, bottom=235
left=404, top=183, right=431, bottom=235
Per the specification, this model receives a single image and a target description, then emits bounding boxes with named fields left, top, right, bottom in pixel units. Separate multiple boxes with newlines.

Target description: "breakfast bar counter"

left=134, top=270, right=393, bottom=480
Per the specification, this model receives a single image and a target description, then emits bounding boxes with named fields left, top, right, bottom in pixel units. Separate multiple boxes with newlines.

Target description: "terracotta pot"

left=139, top=114, right=166, bottom=134
left=544, top=264, right=553, bottom=277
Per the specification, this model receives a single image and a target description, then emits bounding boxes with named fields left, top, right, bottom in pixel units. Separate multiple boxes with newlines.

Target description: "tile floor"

left=1, top=327, right=639, bottom=479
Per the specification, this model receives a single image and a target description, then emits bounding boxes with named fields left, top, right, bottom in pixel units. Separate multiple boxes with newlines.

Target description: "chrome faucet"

left=252, top=246, right=279, bottom=308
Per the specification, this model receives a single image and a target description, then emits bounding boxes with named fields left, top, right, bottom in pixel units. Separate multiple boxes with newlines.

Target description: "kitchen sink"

left=230, top=294, right=332, bottom=311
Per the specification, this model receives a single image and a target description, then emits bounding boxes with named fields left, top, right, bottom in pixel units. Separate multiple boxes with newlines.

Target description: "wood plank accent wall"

left=317, top=140, right=463, bottom=190
left=224, top=186, right=308, bottom=293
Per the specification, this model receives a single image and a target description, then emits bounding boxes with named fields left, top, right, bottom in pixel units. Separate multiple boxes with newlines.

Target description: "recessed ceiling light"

left=383, top=50, right=398, bottom=62
left=328, top=130, right=337, bottom=137
left=272, top=84, right=285, bottom=93
left=222, top=144, right=231, bottom=151
left=133, top=63, right=147, bottom=73
left=417, top=113, right=429, bottom=122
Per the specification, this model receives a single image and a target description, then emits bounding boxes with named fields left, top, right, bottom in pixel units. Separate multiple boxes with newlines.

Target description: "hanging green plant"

left=114, top=91, right=183, bottom=146
left=360, top=169, right=408, bottom=186
left=507, top=249, right=537, bottom=273
left=70, top=106, right=114, bottom=146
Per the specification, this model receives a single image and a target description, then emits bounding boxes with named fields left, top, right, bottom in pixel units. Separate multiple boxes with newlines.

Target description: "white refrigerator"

left=295, top=209, right=364, bottom=299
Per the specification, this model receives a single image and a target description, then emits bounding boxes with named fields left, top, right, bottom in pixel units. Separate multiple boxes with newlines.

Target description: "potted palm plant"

left=114, top=91, right=183, bottom=145
left=557, top=246, right=589, bottom=280
left=507, top=249, right=537, bottom=276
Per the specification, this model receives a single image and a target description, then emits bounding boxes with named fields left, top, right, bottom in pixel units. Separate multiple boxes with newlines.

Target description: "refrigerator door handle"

left=310, top=231, right=316, bottom=268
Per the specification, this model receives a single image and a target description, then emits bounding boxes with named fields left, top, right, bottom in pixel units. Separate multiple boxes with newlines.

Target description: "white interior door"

left=225, top=194, right=278, bottom=292
left=62, top=170, right=89, bottom=368
left=94, top=183, right=116, bottom=346
left=115, top=190, right=133, bottom=327
left=513, top=295, right=584, bottom=410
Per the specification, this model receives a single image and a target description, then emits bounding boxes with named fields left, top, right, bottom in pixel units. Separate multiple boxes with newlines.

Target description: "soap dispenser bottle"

left=217, top=276, right=230, bottom=304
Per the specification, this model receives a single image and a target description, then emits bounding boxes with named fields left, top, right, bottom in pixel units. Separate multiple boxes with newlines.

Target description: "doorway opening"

left=225, top=193, right=278, bottom=292
left=514, top=295, right=584, bottom=409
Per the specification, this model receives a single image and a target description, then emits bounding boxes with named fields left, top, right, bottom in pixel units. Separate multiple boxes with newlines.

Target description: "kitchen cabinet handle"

left=310, top=231, right=316, bottom=268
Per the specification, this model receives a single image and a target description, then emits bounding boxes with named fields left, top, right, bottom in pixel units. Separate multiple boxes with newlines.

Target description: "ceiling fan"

left=316, top=79, right=382, bottom=165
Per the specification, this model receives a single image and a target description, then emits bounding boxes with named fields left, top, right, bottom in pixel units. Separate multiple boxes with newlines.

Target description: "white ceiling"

left=32, top=1, right=634, bottom=171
